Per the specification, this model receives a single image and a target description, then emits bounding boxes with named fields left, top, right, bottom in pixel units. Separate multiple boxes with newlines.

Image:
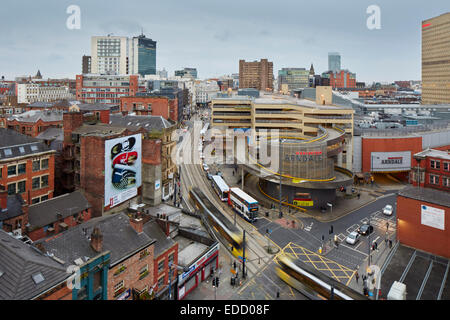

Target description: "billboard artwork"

left=370, top=151, right=411, bottom=172
left=104, top=134, right=142, bottom=207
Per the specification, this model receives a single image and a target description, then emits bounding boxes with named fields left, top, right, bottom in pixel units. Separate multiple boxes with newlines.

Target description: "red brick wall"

left=37, top=283, right=72, bottom=300
left=397, top=195, right=450, bottom=259
left=362, top=137, right=423, bottom=173
left=0, top=152, right=55, bottom=205
left=120, top=96, right=170, bottom=119
left=107, top=244, right=155, bottom=300
left=142, top=139, right=161, bottom=165
left=154, top=243, right=179, bottom=293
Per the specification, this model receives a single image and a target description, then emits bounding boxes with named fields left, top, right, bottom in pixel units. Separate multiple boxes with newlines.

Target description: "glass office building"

left=328, top=52, right=341, bottom=73
left=278, top=68, right=310, bottom=91
left=135, top=35, right=157, bottom=76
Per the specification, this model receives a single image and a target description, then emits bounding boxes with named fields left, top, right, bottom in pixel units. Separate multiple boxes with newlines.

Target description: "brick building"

left=120, top=95, right=175, bottom=120
left=0, top=128, right=56, bottom=205
left=322, top=70, right=356, bottom=89
left=397, top=186, right=450, bottom=259
left=6, top=109, right=63, bottom=138
left=0, top=185, right=29, bottom=236
left=239, top=59, right=273, bottom=91
left=76, top=74, right=141, bottom=104
left=36, top=212, right=158, bottom=300
left=411, top=148, right=450, bottom=191
left=27, top=190, right=92, bottom=241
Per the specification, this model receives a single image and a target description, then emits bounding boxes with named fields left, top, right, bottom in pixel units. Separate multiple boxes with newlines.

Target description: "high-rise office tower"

left=422, top=12, right=450, bottom=104
left=82, top=55, right=91, bottom=74
left=328, top=52, right=341, bottom=73
left=90, top=34, right=156, bottom=76
left=239, top=59, right=273, bottom=91
left=129, top=34, right=157, bottom=76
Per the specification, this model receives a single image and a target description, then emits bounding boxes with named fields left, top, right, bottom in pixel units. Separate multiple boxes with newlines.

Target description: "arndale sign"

left=285, top=151, right=323, bottom=162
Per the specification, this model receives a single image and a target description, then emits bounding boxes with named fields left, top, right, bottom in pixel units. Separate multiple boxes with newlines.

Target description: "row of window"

left=429, top=174, right=450, bottom=187
left=2, top=158, right=49, bottom=178
left=430, top=159, right=450, bottom=171
left=7, top=175, right=49, bottom=195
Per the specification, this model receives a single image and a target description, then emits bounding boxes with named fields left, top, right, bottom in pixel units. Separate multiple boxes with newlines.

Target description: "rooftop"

left=36, top=212, right=156, bottom=268
left=398, top=185, right=450, bottom=208
left=109, top=114, right=175, bottom=131
left=8, top=109, right=63, bottom=123
left=414, top=148, right=450, bottom=161
left=28, top=191, right=91, bottom=230
left=0, top=230, right=69, bottom=300
left=0, top=129, right=53, bottom=161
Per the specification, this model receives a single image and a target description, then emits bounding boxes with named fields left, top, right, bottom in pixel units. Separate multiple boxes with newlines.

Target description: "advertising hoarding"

left=370, top=151, right=411, bottom=172
left=104, top=134, right=142, bottom=207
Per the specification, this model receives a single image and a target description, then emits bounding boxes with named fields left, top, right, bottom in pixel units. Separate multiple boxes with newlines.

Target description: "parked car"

left=357, top=224, right=374, bottom=236
left=383, top=204, right=393, bottom=216
left=345, top=231, right=360, bottom=245
left=203, top=163, right=209, bottom=171
left=207, top=172, right=213, bottom=180
left=216, top=171, right=223, bottom=177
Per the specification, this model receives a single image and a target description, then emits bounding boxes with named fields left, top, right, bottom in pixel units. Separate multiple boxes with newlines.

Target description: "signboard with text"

left=370, top=151, right=411, bottom=172
left=421, top=205, right=445, bottom=230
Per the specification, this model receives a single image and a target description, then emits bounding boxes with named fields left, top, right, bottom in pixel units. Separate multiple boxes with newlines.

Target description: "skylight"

left=30, top=145, right=38, bottom=151
left=32, top=272, right=45, bottom=284
left=4, top=148, right=12, bottom=156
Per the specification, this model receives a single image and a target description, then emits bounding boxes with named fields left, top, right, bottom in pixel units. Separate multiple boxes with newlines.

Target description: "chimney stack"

left=90, top=227, right=103, bottom=253
left=130, top=214, right=144, bottom=234
left=0, top=185, right=8, bottom=210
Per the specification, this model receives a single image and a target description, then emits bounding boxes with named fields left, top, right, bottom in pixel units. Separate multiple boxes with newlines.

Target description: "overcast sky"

left=1, top=0, right=449, bottom=83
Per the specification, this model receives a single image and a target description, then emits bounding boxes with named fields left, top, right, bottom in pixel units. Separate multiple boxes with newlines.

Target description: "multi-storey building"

left=322, top=70, right=356, bottom=89
left=120, top=95, right=177, bottom=120
left=0, top=128, right=56, bottom=205
left=90, top=34, right=157, bottom=76
left=75, top=74, right=140, bottom=104
left=82, top=55, right=91, bottom=74
left=16, top=83, right=74, bottom=104
left=422, top=12, right=450, bottom=104
left=411, top=148, right=450, bottom=191
left=328, top=52, right=341, bottom=73
left=194, top=80, right=219, bottom=106
left=174, top=68, right=197, bottom=79
left=278, top=68, right=310, bottom=93
left=239, top=59, right=273, bottom=91
left=6, top=109, right=63, bottom=138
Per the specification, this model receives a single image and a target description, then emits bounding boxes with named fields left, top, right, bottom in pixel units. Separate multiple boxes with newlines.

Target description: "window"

left=32, top=198, right=40, bottom=204
left=139, top=265, right=149, bottom=280
left=168, top=253, right=174, bottom=265
left=444, top=162, right=449, bottom=171
left=113, top=280, right=125, bottom=297
left=430, top=160, right=440, bottom=170
left=7, top=183, right=16, bottom=195
left=32, top=160, right=40, bottom=172
left=158, top=260, right=165, bottom=274
left=18, top=163, right=26, bottom=175
left=17, top=181, right=26, bottom=194
left=41, top=175, right=49, bottom=188
left=443, top=177, right=450, bottom=187
left=140, top=249, right=149, bottom=260
left=7, top=165, right=16, bottom=177
left=41, top=159, right=49, bottom=170
left=430, top=174, right=439, bottom=185
left=41, top=195, right=49, bottom=202
left=32, top=177, right=40, bottom=190
left=158, top=276, right=165, bottom=289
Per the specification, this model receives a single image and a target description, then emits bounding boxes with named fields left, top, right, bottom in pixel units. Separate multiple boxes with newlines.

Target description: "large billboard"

left=370, top=151, right=411, bottom=172
left=104, top=134, right=142, bottom=207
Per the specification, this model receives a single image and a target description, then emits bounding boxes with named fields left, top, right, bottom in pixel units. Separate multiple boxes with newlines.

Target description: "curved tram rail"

left=189, top=187, right=246, bottom=259
left=276, top=255, right=368, bottom=300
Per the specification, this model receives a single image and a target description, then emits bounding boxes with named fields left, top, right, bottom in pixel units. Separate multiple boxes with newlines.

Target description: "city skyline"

left=0, top=1, right=449, bottom=82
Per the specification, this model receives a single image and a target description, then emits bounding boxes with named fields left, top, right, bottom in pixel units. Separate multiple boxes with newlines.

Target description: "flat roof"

left=398, top=186, right=450, bottom=208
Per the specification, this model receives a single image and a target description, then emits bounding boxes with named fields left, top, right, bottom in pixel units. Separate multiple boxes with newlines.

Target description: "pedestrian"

left=389, top=239, right=392, bottom=248
left=374, top=241, right=378, bottom=251
left=357, top=193, right=361, bottom=200
left=355, top=271, right=359, bottom=283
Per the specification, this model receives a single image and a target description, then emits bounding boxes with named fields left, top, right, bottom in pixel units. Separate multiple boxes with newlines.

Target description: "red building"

left=120, top=95, right=177, bottom=121
left=397, top=186, right=450, bottom=259
left=6, top=110, right=63, bottom=138
left=323, top=70, right=356, bottom=89
left=0, top=128, right=56, bottom=206
left=411, top=148, right=450, bottom=191
left=76, top=74, right=140, bottom=104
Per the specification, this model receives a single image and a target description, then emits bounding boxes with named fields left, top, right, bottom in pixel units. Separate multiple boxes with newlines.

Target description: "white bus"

left=228, top=187, right=258, bottom=222
left=211, top=175, right=229, bottom=201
